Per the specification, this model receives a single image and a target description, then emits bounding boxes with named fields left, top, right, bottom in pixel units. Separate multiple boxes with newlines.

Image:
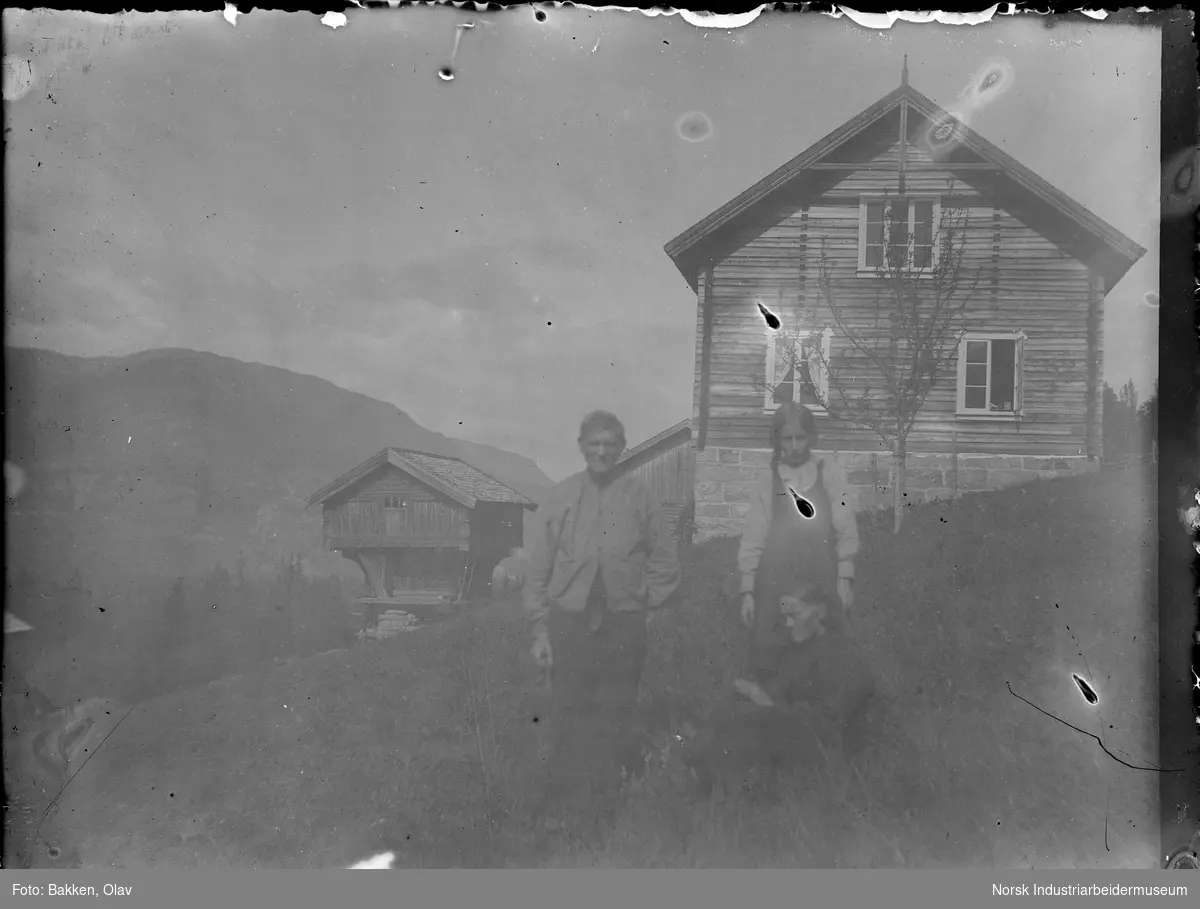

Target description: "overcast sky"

left=4, top=10, right=1160, bottom=481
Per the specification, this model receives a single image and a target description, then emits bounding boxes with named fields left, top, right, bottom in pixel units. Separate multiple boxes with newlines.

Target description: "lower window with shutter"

left=956, top=332, right=1025, bottom=417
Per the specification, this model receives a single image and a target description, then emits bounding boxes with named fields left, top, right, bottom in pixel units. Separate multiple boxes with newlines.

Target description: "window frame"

left=955, top=330, right=1027, bottom=421
left=763, top=322, right=833, bottom=415
left=857, top=195, right=943, bottom=276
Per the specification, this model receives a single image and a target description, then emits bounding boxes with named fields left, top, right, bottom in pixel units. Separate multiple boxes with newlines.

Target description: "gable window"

left=956, top=332, right=1025, bottom=418
left=859, top=196, right=940, bottom=273
left=764, top=323, right=832, bottom=414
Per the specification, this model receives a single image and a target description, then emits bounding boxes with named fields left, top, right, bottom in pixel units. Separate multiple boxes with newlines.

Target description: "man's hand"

left=531, top=633, right=553, bottom=669
left=838, top=578, right=854, bottom=611
left=740, top=593, right=755, bottom=628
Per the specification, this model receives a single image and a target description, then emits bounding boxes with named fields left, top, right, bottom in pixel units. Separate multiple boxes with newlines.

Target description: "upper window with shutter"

left=858, top=196, right=942, bottom=274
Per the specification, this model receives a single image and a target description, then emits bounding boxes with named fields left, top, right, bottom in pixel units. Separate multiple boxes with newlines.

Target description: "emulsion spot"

left=923, top=110, right=968, bottom=158
left=966, top=58, right=1015, bottom=106
left=438, top=67, right=455, bottom=82
left=932, top=119, right=957, bottom=143
left=1071, top=673, right=1099, bottom=706
left=791, top=490, right=815, bottom=519
left=535, top=8, right=547, bottom=21
left=675, top=111, right=713, bottom=143
left=756, top=300, right=780, bottom=330
left=1172, top=155, right=1194, bottom=193
left=1161, top=146, right=1200, bottom=219
left=1, top=56, right=37, bottom=103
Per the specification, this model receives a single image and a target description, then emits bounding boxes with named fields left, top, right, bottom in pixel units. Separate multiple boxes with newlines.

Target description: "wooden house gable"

left=691, top=116, right=1114, bottom=293
left=666, top=83, right=1145, bottom=295
left=677, top=79, right=1144, bottom=461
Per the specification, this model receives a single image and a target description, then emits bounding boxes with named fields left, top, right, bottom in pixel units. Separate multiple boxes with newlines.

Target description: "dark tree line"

left=1102, top=379, right=1157, bottom=465
left=7, top=558, right=361, bottom=709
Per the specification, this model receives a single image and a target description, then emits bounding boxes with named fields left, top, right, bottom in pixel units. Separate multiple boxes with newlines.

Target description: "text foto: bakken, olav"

left=12, top=884, right=133, bottom=897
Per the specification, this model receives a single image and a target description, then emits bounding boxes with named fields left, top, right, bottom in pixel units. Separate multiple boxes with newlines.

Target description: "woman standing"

left=734, top=403, right=874, bottom=751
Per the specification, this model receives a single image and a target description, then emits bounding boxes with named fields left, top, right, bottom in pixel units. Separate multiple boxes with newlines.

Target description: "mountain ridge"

left=4, top=345, right=552, bottom=585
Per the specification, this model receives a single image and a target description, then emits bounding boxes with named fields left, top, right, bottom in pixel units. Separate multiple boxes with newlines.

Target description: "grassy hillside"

left=5, top=469, right=1163, bottom=869
left=4, top=346, right=552, bottom=586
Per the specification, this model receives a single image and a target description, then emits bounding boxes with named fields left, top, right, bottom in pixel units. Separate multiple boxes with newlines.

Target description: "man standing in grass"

left=524, top=410, right=682, bottom=842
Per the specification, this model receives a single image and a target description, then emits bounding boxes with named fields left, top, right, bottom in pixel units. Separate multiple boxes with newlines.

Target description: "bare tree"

left=760, top=185, right=984, bottom=533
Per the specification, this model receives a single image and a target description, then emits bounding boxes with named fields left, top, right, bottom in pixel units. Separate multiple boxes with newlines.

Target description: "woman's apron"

left=748, top=459, right=874, bottom=728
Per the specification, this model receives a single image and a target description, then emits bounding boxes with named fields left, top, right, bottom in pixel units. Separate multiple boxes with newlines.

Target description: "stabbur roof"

left=306, top=448, right=536, bottom=510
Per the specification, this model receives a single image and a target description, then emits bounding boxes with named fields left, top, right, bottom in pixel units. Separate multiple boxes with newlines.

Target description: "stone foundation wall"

left=692, top=446, right=1098, bottom=542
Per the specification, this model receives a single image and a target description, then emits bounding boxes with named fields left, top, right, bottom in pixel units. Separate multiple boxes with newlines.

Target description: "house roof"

left=618, top=419, right=692, bottom=466
left=306, top=448, right=536, bottom=510
left=663, top=81, right=1147, bottom=293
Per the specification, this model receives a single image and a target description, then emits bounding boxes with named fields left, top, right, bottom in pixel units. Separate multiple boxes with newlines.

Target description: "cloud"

left=291, top=237, right=604, bottom=328
left=5, top=203, right=43, bottom=239
left=414, top=319, right=695, bottom=479
left=5, top=223, right=612, bottom=370
left=7, top=262, right=183, bottom=356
